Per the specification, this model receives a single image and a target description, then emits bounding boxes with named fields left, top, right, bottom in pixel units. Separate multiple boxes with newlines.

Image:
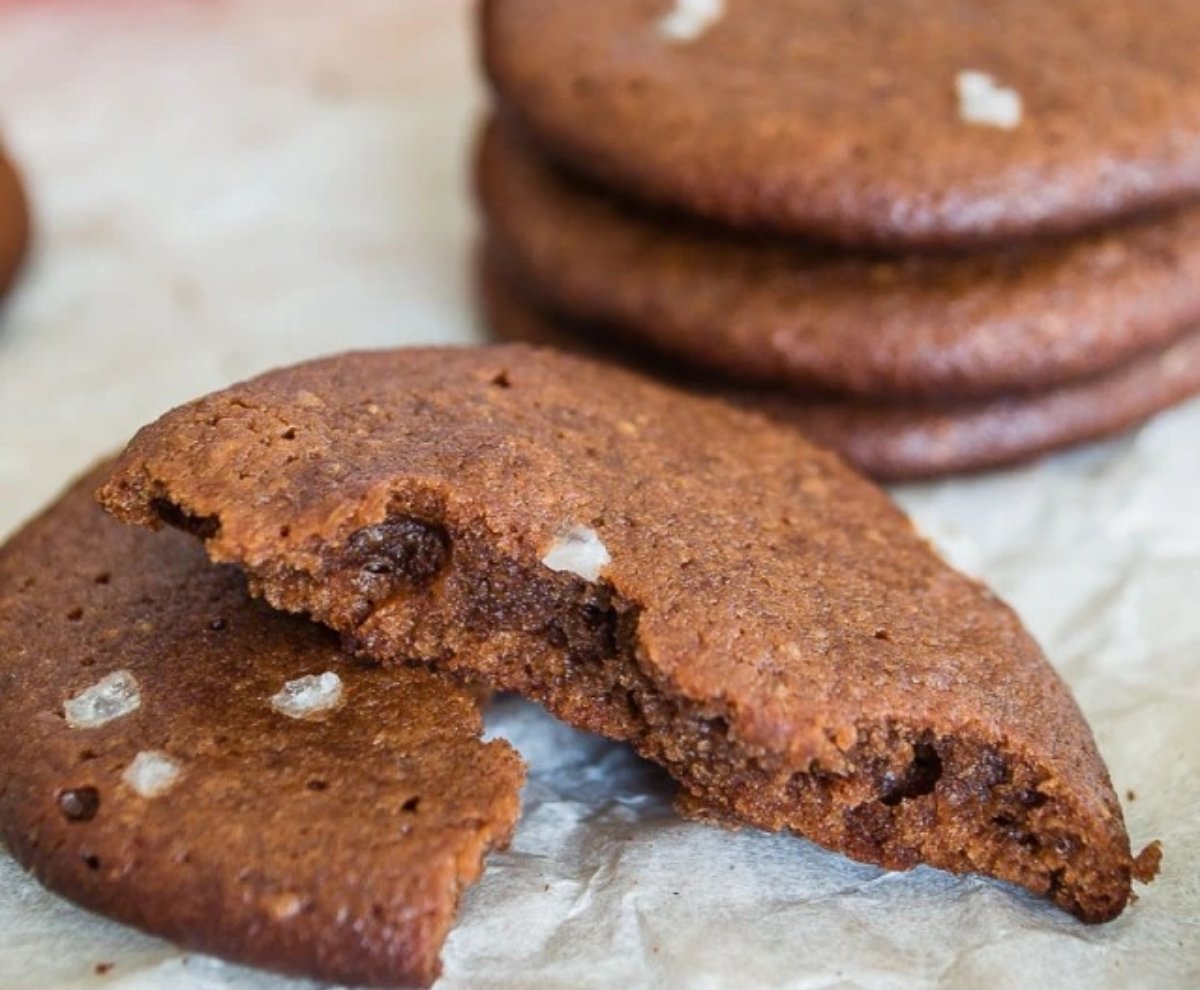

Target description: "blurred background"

left=0, top=0, right=481, bottom=530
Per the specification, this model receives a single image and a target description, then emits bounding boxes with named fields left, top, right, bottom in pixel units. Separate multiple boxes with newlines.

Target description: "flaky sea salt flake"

left=64, top=669, right=141, bottom=729
left=270, top=671, right=344, bottom=719
left=541, top=525, right=612, bottom=582
left=658, top=0, right=724, bottom=43
left=122, top=751, right=182, bottom=798
left=956, top=70, right=1022, bottom=130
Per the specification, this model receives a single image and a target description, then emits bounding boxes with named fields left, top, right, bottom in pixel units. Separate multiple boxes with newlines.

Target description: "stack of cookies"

left=475, top=0, right=1200, bottom=481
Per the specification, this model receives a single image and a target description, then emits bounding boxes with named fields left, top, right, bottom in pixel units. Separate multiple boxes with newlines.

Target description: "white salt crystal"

left=541, top=526, right=612, bottom=582
left=659, top=0, right=724, bottom=43
left=64, top=670, right=141, bottom=729
left=956, top=70, right=1022, bottom=130
left=122, top=751, right=182, bottom=798
left=270, top=671, right=343, bottom=719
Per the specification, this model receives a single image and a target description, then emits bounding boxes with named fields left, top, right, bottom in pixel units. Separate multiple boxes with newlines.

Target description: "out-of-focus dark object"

left=0, top=143, right=30, bottom=302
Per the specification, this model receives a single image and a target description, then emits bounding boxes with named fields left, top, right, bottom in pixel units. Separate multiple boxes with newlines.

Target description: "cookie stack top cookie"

left=484, top=0, right=1200, bottom=248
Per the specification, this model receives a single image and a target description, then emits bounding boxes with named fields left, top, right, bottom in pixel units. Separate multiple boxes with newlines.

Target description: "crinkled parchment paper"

left=0, top=3, right=1196, bottom=987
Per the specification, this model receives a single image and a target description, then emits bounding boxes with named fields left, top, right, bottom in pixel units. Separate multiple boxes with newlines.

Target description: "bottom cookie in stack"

left=0, top=463, right=526, bottom=988
left=480, top=253, right=1200, bottom=482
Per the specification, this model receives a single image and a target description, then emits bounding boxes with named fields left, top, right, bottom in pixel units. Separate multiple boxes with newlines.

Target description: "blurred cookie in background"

left=483, top=0, right=1200, bottom=249
left=0, top=143, right=30, bottom=301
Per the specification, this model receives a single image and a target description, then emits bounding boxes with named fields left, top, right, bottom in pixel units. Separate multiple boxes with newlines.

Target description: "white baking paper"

left=0, top=2, right=1196, bottom=988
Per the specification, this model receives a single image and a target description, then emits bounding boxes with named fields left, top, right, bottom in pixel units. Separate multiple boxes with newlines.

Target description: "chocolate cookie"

left=0, top=464, right=525, bottom=988
left=480, top=254, right=1200, bottom=480
left=0, top=145, right=30, bottom=300
left=483, top=0, right=1200, bottom=248
left=100, top=346, right=1148, bottom=922
left=479, top=120, right=1200, bottom=400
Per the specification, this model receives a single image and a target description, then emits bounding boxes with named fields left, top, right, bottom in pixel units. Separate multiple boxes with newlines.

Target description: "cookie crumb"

left=956, top=70, right=1022, bottom=129
left=1132, top=840, right=1163, bottom=884
left=541, top=525, right=611, bottom=581
left=64, top=670, right=141, bottom=729
left=1126, top=788, right=1136, bottom=801
left=270, top=672, right=344, bottom=719
left=94, top=962, right=114, bottom=976
left=122, top=751, right=182, bottom=798
left=658, top=0, right=724, bottom=43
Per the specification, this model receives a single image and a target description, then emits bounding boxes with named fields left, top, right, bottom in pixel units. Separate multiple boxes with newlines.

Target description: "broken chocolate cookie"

left=0, top=463, right=526, bottom=988
left=100, top=345, right=1145, bottom=922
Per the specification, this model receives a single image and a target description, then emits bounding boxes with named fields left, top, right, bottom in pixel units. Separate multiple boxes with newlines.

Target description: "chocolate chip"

left=880, top=742, right=943, bottom=806
left=345, top=516, right=450, bottom=598
left=59, top=787, right=100, bottom=822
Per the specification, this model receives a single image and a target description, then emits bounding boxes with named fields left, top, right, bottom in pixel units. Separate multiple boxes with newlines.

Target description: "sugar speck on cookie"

left=956, top=70, right=1022, bottom=130
left=64, top=670, right=141, bottom=729
left=541, top=525, right=611, bottom=581
left=658, top=0, right=724, bottom=43
left=122, top=751, right=182, bottom=798
left=270, top=672, right=344, bottom=719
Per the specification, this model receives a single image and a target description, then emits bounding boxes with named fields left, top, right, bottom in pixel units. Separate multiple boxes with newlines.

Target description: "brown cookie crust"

left=483, top=0, right=1200, bottom=248
left=480, top=252, right=1200, bottom=481
left=0, top=464, right=525, bottom=988
left=479, top=119, right=1200, bottom=401
left=0, top=146, right=30, bottom=300
left=100, top=346, right=1139, bottom=922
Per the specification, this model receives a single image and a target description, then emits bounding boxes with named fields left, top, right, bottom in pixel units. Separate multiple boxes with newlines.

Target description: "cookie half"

left=100, top=346, right=1144, bottom=922
left=0, top=145, right=30, bottom=300
left=480, top=253, right=1200, bottom=481
left=0, top=464, right=525, bottom=988
left=484, top=0, right=1200, bottom=248
left=479, top=119, right=1200, bottom=401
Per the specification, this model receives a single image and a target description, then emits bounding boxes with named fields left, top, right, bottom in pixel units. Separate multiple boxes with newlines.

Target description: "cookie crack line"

left=98, top=344, right=1154, bottom=924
